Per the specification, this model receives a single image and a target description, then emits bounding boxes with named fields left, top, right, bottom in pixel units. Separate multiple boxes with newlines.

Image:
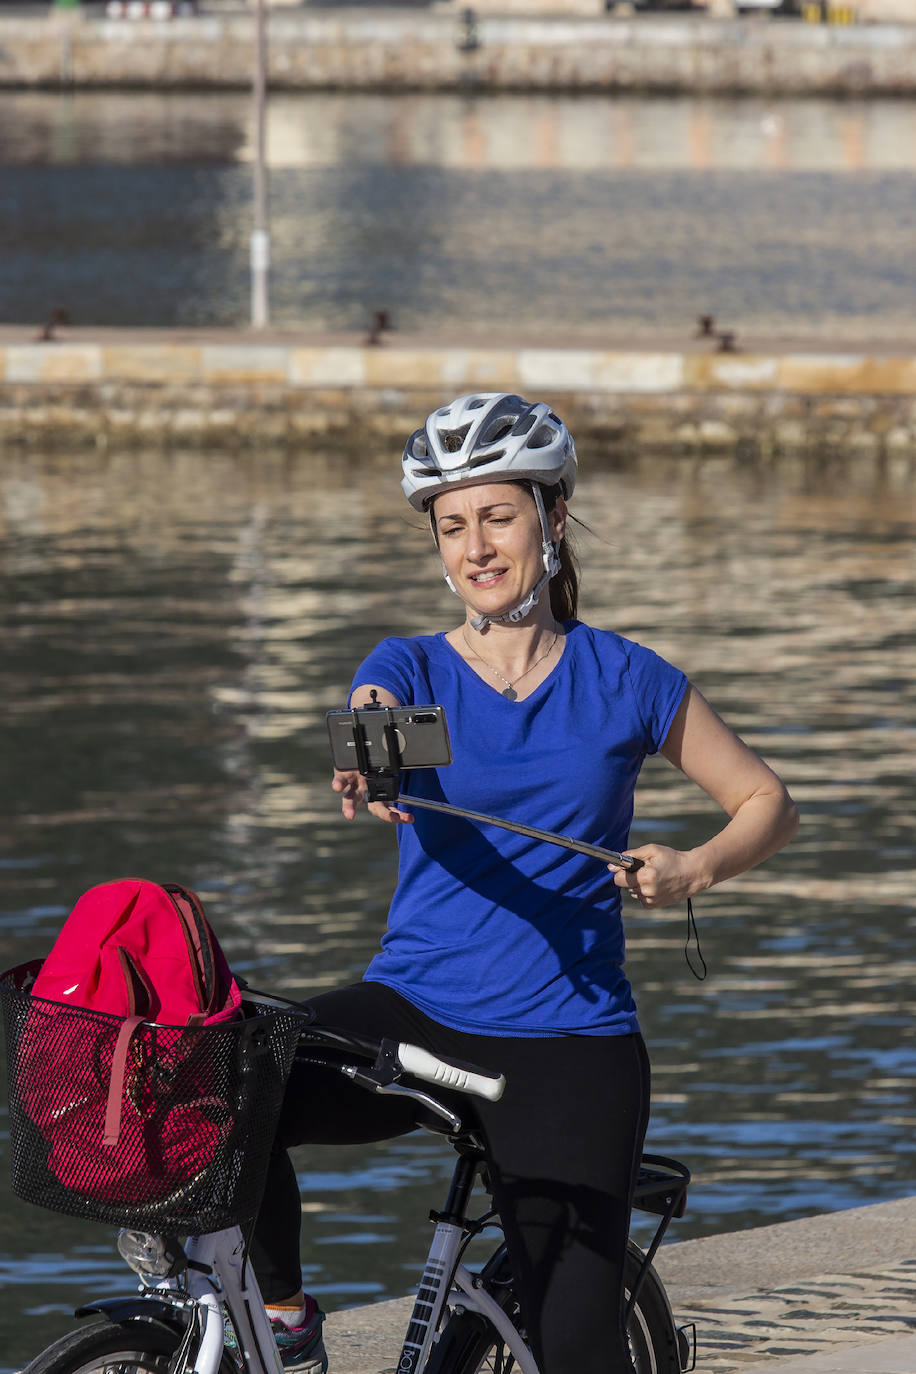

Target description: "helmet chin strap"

left=437, top=484, right=560, bottom=631
left=468, top=555, right=557, bottom=631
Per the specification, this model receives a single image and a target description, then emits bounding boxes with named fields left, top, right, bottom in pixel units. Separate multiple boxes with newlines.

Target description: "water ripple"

left=0, top=446, right=913, bottom=1371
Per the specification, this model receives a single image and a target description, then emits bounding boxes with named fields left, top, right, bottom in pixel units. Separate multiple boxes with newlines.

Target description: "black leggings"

left=251, top=982, right=651, bottom=1374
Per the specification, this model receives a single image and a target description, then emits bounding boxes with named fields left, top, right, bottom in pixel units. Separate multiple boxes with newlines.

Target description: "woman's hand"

left=330, top=769, right=415, bottom=825
left=330, top=683, right=416, bottom=825
left=607, top=846, right=701, bottom=909
left=609, top=683, right=799, bottom=908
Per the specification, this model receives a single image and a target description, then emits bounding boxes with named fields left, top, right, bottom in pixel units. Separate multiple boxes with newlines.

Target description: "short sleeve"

left=348, top=637, right=418, bottom=707
left=625, top=642, right=688, bottom=755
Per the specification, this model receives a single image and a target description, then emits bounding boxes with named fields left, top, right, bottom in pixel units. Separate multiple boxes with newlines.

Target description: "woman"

left=250, top=393, right=799, bottom=1374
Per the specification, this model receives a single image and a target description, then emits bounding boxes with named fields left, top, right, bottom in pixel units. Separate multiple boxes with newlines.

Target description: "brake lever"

left=338, top=1066, right=462, bottom=1134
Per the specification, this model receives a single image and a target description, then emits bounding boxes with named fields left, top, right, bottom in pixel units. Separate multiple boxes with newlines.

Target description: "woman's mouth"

left=469, top=569, right=507, bottom=586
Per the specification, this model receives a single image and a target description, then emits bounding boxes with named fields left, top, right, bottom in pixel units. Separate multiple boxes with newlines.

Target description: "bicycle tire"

left=429, top=1238, right=681, bottom=1374
left=21, top=1315, right=238, bottom=1374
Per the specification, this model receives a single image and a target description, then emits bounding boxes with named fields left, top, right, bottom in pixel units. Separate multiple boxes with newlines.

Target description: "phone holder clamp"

left=349, top=691, right=402, bottom=804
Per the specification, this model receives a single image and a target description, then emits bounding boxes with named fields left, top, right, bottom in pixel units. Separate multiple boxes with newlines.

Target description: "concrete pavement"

left=763, top=1335, right=916, bottom=1373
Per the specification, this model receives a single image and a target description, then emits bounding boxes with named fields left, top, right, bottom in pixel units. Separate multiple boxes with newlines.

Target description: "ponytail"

left=539, top=483, right=579, bottom=622
left=550, top=530, right=579, bottom=622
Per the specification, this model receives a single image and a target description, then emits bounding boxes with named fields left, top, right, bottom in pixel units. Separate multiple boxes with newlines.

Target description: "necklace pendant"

left=501, top=685, right=518, bottom=701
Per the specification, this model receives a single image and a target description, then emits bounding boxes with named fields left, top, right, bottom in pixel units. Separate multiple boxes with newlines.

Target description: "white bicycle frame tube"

left=450, top=1263, right=539, bottom=1374
left=194, top=1290, right=229, bottom=1374
left=139, top=1216, right=539, bottom=1374
left=155, top=1227, right=284, bottom=1374
left=396, top=1219, right=539, bottom=1374
left=397, top=1221, right=465, bottom=1374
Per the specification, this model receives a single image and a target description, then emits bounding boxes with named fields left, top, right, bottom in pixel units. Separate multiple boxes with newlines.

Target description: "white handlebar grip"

left=397, top=1043, right=506, bottom=1102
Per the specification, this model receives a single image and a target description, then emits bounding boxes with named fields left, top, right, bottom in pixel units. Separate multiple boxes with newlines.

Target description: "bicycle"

left=1, top=980, right=695, bottom=1374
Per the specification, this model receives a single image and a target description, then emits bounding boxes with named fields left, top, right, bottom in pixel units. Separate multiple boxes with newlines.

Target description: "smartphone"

left=327, top=705, right=452, bottom=773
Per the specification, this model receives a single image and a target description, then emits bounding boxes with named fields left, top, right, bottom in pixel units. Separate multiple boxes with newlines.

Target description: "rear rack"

left=626, top=1152, right=691, bottom=1326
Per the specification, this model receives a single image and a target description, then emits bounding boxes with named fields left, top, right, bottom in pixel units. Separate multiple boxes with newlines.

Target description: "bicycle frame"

left=391, top=1145, right=690, bottom=1374
left=64, top=1023, right=691, bottom=1374
left=391, top=1139, right=538, bottom=1374
left=86, top=1216, right=532, bottom=1374
left=86, top=1148, right=689, bottom=1374
left=184, top=1229, right=284, bottom=1374
left=395, top=1217, right=537, bottom=1374
left=395, top=1225, right=538, bottom=1374
left=92, top=1227, right=283, bottom=1374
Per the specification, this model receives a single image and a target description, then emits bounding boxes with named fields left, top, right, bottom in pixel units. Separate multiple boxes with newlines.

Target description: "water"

left=1, top=82, right=915, bottom=1366
left=0, top=445, right=914, bottom=1371
left=2, top=91, right=916, bottom=337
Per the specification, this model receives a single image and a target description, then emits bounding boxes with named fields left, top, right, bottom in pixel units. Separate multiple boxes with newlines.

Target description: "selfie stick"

left=394, top=794, right=642, bottom=872
left=347, top=697, right=641, bottom=873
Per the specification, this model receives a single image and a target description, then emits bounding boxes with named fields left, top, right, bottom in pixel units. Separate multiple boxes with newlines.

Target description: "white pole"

left=251, top=0, right=270, bottom=329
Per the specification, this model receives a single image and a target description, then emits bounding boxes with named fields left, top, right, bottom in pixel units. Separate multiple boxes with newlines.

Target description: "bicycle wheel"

left=22, top=1315, right=238, bottom=1374
left=430, top=1238, right=681, bottom=1374
left=622, top=1241, right=681, bottom=1374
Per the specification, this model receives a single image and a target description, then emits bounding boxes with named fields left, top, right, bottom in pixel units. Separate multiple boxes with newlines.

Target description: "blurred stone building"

left=448, top=0, right=912, bottom=16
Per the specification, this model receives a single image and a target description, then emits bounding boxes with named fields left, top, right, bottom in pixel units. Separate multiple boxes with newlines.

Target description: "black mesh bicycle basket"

left=0, top=966, right=305, bottom=1235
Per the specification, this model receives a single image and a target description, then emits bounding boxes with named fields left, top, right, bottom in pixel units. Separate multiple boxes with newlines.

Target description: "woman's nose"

left=465, top=523, right=494, bottom=561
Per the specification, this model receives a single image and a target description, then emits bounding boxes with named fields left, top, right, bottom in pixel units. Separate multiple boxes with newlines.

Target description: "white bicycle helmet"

left=401, top=393, right=577, bottom=512
left=402, top=394, right=577, bottom=629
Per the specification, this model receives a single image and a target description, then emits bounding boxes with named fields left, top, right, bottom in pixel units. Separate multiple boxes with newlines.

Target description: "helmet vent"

left=481, top=418, right=517, bottom=446
left=439, top=424, right=471, bottom=453
left=528, top=424, right=556, bottom=450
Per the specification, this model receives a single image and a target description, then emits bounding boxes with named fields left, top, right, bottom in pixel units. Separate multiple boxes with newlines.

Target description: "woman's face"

left=432, top=481, right=566, bottom=622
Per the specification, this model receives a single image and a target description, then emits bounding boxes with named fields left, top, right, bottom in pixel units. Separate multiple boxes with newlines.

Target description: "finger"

left=608, top=863, right=642, bottom=890
left=367, top=801, right=415, bottom=824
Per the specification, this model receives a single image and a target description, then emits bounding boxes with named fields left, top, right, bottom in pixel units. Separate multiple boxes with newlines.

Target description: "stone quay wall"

left=3, top=333, right=916, bottom=465
left=1, top=10, right=916, bottom=96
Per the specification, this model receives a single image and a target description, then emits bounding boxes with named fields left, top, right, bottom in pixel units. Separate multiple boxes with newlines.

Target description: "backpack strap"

left=162, top=883, right=218, bottom=1022
left=116, top=947, right=154, bottom=1018
left=102, top=1014, right=144, bottom=1148
left=101, top=946, right=155, bottom=1149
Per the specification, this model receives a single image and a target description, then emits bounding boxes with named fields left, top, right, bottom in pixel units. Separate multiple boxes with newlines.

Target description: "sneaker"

left=270, top=1303, right=328, bottom=1374
left=224, top=1297, right=328, bottom=1374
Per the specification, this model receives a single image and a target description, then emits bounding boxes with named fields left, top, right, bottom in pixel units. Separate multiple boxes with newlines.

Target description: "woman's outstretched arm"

left=609, top=684, right=799, bottom=908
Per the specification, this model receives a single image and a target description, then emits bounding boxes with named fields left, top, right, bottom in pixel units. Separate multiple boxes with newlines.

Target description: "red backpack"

left=15, top=879, right=243, bottom=1205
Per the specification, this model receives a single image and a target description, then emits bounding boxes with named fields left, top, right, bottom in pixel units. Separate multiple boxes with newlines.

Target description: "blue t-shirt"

left=349, top=621, right=687, bottom=1038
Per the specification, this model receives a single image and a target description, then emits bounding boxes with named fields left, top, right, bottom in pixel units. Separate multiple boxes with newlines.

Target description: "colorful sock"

left=266, top=1298, right=308, bottom=1330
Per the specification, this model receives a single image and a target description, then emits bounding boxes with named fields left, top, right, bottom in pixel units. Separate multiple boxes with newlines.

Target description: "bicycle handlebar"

left=395, top=1043, right=506, bottom=1102
left=244, top=989, right=507, bottom=1105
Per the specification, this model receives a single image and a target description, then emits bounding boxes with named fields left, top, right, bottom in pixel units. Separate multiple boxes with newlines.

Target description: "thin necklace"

left=462, top=627, right=558, bottom=702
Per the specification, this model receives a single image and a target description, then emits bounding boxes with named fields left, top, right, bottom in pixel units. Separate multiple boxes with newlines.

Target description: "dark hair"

left=539, top=482, right=579, bottom=622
